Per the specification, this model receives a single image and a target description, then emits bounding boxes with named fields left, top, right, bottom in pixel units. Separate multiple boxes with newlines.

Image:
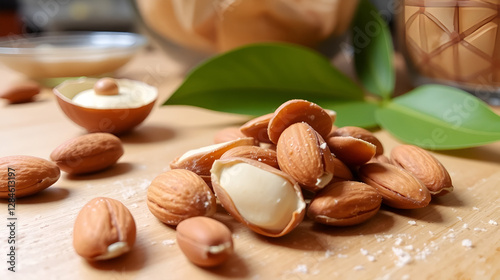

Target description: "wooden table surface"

left=1, top=42, right=500, bottom=280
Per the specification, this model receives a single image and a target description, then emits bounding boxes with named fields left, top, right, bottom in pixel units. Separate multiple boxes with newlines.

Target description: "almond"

left=147, top=169, right=216, bottom=226
left=211, top=157, right=306, bottom=237
left=0, top=81, right=41, bottom=104
left=50, top=133, right=124, bottom=175
left=391, top=145, right=453, bottom=196
left=239, top=113, right=274, bottom=143
left=176, top=216, right=233, bottom=267
left=169, top=137, right=255, bottom=176
left=268, top=99, right=332, bottom=144
left=307, top=181, right=382, bottom=226
left=0, top=155, right=60, bottom=198
left=73, top=197, right=136, bottom=260
left=330, top=126, right=384, bottom=155
left=331, top=157, right=354, bottom=181
left=276, top=122, right=335, bottom=192
left=358, top=163, right=431, bottom=209
left=220, top=145, right=279, bottom=169
left=326, top=136, right=376, bottom=166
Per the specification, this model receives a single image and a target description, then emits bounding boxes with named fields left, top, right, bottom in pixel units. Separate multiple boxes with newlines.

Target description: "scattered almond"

left=0, top=155, right=60, bottom=198
left=326, top=136, right=376, bottom=166
left=176, top=216, right=233, bottom=267
left=0, top=81, right=41, bottom=104
left=50, top=133, right=124, bottom=175
left=73, top=197, right=136, bottom=260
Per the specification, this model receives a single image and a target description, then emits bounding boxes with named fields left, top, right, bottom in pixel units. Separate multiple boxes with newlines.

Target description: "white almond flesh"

left=217, top=162, right=303, bottom=231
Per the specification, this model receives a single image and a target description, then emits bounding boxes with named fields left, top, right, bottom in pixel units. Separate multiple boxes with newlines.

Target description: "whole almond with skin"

left=147, top=169, right=216, bottom=225
left=50, top=133, right=124, bottom=175
left=211, top=157, right=306, bottom=237
left=308, top=181, right=382, bottom=226
left=220, top=145, right=279, bottom=169
left=73, top=197, right=136, bottom=261
left=277, top=122, right=335, bottom=192
left=0, top=81, right=41, bottom=104
left=326, top=136, right=376, bottom=166
left=330, top=126, right=384, bottom=155
left=176, top=216, right=234, bottom=267
left=391, top=145, right=453, bottom=196
left=358, top=163, right=431, bottom=209
left=239, top=113, right=274, bottom=143
left=268, top=99, right=332, bottom=144
left=170, top=137, right=255, bottom=176
left=0, top=155, right=60, bottom=198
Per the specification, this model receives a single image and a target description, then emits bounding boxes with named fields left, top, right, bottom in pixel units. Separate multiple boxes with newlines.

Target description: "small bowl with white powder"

left=53, top=77, right=157, bottom=134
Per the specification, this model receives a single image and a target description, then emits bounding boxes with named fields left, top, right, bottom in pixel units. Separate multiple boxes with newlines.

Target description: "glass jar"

left=399, top=0, right=500, bottom=105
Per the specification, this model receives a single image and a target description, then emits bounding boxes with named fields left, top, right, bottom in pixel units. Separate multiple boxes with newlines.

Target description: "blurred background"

left=0, top=0, right=393, bottom=37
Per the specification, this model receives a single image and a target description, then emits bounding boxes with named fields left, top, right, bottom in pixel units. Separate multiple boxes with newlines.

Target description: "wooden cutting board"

left=1, top=46, right=499, bottom=280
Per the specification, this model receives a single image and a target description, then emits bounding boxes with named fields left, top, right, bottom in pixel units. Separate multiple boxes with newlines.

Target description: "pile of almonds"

left=146, top=99, right=454, bottom=266
left=0, top=98, right=454, bottom=268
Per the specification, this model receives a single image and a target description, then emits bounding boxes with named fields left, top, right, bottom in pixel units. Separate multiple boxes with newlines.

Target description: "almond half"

left=170, top=137, right=255, bottom=176
left=211, top=157, right=306, bottom=237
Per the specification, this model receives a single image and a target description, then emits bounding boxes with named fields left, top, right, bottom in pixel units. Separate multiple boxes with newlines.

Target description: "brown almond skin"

left=277, top=122, right=335, bottom=192
left=147, top=169, right=217, bottom=226
left=176, top=217, right=234, bottom=267
left=330, top=126, right=384, bottom=155
left=0, top=155, right=60, bottom=198
left=308, top=181, right=382, bottom=226
left=50, top=133, right=124, bottom=175
left=331, top=157, right=353, bottom=181
left=0, top=81, right=41, bottom=103
left=326, top=136, right=376, bottom=166
left=220, top=145, right=279, bottom=169
left=391, top=145, right=453, bottom=196
left=268, top=99, right=332, bottom=144
left=358, top=163, right=431, bottom=209
left=239, top=113, right=274, bottom=143
left=73, top=197, right=136, bottom=260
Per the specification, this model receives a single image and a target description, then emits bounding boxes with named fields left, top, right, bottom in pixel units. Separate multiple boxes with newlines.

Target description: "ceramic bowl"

left=53, top=78, right=157, bottom=135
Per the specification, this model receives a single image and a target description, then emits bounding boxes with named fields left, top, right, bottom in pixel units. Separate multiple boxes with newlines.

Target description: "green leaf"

left=352, top=0, right=395, bottom=100
left=321, top=100, right=379, bottom=128
left=376, top=85, right=500, bottom=149
left=163, top=43, right=365, bottom=116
